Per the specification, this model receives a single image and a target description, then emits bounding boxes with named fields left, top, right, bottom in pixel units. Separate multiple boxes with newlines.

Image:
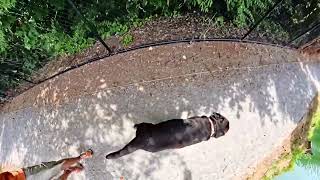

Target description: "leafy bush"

left=2, top=0, right=314, bottom=99
left=226, top=0, right=272, bottom=26
left=122, top=33, right=134, bottom=46
left=0, top=0, right=16, bottom=14
left=0, top=29, right=7, bottom=53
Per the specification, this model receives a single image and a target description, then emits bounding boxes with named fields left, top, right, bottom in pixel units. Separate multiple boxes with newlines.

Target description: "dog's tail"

left=106, top=139, right=140, bottom=159
left=106, top=146, right=137, bottom=159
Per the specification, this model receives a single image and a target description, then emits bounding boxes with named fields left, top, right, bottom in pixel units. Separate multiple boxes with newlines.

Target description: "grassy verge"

left=262, top=146, right=304, bottom=180
left=262, top=94, right=320, bottom=179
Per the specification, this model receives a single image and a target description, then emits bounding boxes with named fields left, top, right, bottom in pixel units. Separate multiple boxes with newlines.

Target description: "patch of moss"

left=262, top=148, right=303, bottom=180
left=308, top=110, right=320, bottom=140
left=262, top=95, right=320, bottom=179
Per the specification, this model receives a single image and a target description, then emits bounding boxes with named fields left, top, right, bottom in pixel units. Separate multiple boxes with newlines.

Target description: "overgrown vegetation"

left=0, top=0, right=318, bottom=100
left=294, top=105, right=320, bottom=173
left=122, top=33, right=134, bottom=47
left=262, top=142, right=305, bottom=180
left=263, top=95, right=320, bottom=179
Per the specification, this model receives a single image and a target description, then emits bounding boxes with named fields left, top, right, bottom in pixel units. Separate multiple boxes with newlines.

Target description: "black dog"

left=106, top=112, right=229, bottom=159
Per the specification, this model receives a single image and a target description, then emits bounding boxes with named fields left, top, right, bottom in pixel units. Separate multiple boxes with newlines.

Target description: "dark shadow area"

left=246, top=0, right=320, bottom=46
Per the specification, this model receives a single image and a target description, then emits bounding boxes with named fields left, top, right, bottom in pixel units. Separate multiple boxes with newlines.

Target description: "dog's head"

left=209, top=112, right=229, bottom=138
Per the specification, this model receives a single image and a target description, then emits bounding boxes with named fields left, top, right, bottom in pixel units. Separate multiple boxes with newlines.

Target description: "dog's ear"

left=212, top=114, right=229, bottom=138
left=224, top=120, right=229, bottom=133
left=210, top=112, right=223, bottom=120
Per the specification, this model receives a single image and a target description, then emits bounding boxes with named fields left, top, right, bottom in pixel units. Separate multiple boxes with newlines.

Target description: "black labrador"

left=106, top=112, right=229, bottom=159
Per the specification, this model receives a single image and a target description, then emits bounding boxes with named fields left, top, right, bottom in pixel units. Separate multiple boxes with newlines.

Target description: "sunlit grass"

left=308, top=109, right=320, bottom=156
left=263, top=96, right=320, bottom=180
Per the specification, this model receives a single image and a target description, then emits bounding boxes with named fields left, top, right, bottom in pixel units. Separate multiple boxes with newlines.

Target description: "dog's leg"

left=106, top=138, right=141, bottom=159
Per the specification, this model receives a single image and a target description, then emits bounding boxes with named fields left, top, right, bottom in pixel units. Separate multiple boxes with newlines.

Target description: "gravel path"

left=0, top=42, right=319, bottom=180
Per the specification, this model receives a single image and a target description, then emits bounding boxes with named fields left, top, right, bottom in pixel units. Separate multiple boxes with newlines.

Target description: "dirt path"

left=0, top=42, right=320, bottom=179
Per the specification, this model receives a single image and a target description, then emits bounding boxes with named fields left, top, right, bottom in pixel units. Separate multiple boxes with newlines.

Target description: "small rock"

left=182, top=55, right=187, bottom=60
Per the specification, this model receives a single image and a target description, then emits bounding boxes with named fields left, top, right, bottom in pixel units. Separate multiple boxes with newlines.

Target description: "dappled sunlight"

left=0, top=42, right=320, bottom=179
left=300, top=63, right=320, bottom=91
left=180, top=111, right=189, bottom=119
left=99, top=83, right=107, bottom=89
left=3, top=142, right=28, bottom=168
left=0, top=121, right=4, bottom=152
left=105, top=151, right=191, bottom=180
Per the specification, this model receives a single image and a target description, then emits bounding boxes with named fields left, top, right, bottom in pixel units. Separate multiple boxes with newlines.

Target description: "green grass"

left=262, top=148, right=303, bottom=180
left=262, top=96, right=320, bottom=179
left=121, top=33, right=134, bottom=47
left=308, top=109, right=320, bottom=142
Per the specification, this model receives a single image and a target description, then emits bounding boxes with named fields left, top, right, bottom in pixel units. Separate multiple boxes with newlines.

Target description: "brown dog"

left=106, top=112, right=229, bottom=159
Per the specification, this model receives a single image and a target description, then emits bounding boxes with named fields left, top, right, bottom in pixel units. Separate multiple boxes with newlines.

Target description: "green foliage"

left=0, top=29, right=7, bottom=53
left=0, top=0, right=15, bottom=14
left=262, top=141, right=304, bottom=180
left=226, top=0, right=272, bottom=27
left=188, top=0, right=214, bottom=12
left=267, top=99, right=320, bottom=179
left=122, top=34, right=134, bottom=46
left=98, top=21, right=129, bottom=39
left=40, top=23, right=94, bottom=55
left=0, top=0, right=311, bottom=98
left=262, top=96, right=320, bottom=179
left=293, top=108, right=320, bottom=176
left=308, top=108, right=320, bottom=143
left=215, top=16, right=225, bottom=27
left=257, top=20, right=290, bottom=44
